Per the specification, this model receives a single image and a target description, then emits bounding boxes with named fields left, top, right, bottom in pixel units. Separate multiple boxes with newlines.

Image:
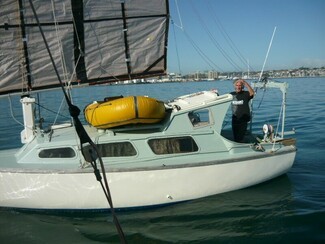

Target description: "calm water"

left=0, top=78, right=324, bottom=243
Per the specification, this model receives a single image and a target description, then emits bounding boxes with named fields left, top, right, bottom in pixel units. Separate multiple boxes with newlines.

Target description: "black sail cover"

left=0, top=0, right=169, bottom=95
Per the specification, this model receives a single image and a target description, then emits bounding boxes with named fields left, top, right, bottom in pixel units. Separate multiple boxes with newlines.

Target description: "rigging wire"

left=36, top=99, right=71, bottom=121
left=189, top=0, right=242, bottom=72
left=183, top=30, right=224, bottom=72
left=36, top=93, right=42, bottom=128
left=51, top=0, right=69, bottom=83
left=174, top=0, right=184, bottom=30
left=7, top=93, right=70, bottom=129
left=49, top=1, right=76, bottom=125
left=27, top=0, right=126, bottom=242
left=8, top=95, right=25, bottom=127
left=206, top=1, right=255, bottom=72
left=272, top=100, right=284, bottom=151
left=172, top=0, right=223, bottom=71
left=171, top=19, right=182, bottom=75
left=172, top=0, right=252, bottom=74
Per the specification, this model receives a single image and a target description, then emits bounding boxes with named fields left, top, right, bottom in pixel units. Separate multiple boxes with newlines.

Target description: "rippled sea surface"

left=0, top=78, right=324, bottom=243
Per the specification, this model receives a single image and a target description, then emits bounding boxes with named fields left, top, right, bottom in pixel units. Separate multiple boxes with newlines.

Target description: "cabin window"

left=188, top=109, right=210, bottom=127
left=82, top=142, right=137, bottom=161
left=148, top=136, right=198, bottom=155
left=39, top=147, right=76, bottom=158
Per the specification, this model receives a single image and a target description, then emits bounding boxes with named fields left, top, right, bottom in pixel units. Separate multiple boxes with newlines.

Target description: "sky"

left=167, top=0, right=325, bottom=74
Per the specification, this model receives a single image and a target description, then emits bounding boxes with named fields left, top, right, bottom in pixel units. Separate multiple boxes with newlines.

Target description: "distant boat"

left=0, top=0, right=296, bottom=211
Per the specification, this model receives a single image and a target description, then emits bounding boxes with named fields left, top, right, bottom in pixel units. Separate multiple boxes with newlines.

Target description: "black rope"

left=87, top=147, right=126, bottom=242
left=27, top=1, right=126, bottom=242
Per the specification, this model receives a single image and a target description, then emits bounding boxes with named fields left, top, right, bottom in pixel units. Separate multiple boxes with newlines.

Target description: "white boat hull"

left=0, top=150, right=295, bottom=210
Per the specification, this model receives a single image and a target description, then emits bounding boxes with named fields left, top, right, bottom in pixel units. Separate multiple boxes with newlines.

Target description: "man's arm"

left=242, top=80, right=254, bottom=97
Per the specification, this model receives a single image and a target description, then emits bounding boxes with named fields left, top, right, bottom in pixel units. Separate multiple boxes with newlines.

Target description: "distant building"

left=208, top=70, right=218, bottom=80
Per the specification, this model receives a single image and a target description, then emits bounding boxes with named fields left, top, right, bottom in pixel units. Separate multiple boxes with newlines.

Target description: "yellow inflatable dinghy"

left=84, top=96, right=166, bottom=129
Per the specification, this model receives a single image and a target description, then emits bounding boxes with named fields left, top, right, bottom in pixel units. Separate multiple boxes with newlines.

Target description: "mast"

left=71, top=0, right=87, bottom=82
left=18, top=0, right=32, bottom=91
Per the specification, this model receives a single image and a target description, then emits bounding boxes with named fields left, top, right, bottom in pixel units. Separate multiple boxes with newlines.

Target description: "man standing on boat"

left=230, top=79, right=254, bottom=142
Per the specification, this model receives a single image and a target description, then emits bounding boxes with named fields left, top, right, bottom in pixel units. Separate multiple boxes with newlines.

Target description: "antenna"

left=250, top=27, right=277, bottom=133
left=259, top=27, right=277, bottom=81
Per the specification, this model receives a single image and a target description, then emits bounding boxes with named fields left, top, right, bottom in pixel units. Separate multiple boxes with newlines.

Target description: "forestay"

left=0, top=0, right=169, bottom=95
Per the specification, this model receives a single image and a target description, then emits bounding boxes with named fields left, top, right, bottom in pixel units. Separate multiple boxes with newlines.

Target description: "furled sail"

left=0, top=0, right=169, bottom=95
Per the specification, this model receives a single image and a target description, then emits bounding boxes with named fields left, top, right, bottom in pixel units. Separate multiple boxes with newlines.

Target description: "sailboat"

left=0, top=0, right=296, bottom=211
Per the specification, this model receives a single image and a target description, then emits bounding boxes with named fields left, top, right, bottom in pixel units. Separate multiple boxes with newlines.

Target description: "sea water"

left=0, top=78, right=324, bottom=243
